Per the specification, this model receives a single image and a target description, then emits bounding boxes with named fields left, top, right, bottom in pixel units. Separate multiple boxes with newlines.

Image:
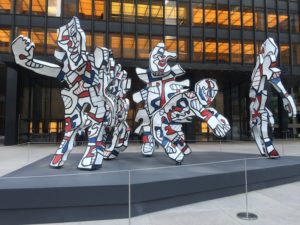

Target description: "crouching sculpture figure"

left=152, top=79, right=231, bottom=163
left=250, top=37, right=297, bottom=158
left=11, top=17, right=131, bottom=170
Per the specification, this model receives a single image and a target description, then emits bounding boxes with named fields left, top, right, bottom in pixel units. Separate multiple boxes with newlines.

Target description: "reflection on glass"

left=231, top=5, right=241, bottom=29
left=218, top=40, right=229, bottom=63
left=178, top=2, right=189, bottom=26
left=291, top=13, right=300, bottom=33
left=64, top=0, right=76, bottom=17
left=268, top=10, right=277, bottom=32
left=192, top=3, right=203, bottom=26
left=243, top=7, right=253, bottom=30
left=123, top=0, right=135, bottom=22
left=165, top=36, right=177, bottom=53
left=151, top=36, right=163, bottom=49
left=95, top=0, right=105, bottom=19
left=86, top=32, right=92, bottom=52
left=16, top=0, right=29, bottom=14
left=179, top=38, right=188, bottom=61
left=0, top=28, right=10, bottom=53
left=205, top=4, right=216, bottom=27
left=292, top=44, right=300, bottom=66
left=231, top=40, right=242, bottom=63
left=165, top=1, right=177, bottom=25
left=193, top=39, right=203, bottom=62
left=47, top=29, right=57, bottom=55
left=48, top=0, right=61, bottom=17
left=32, top=0, right=46, bottom=15
left=152, top=1, right=163, bottom=24
left=110, top=34, right=121, bottom=58
left=137, top=35, right=149, bottom=59
left=244, top=41, right=254, bottom=64
left=256, top=40, right=263, bottom=55
left=255, top=9, right=265, bottom=31
left=280, top=44, right=289, bottom=65
left=123, top=35, right=135, bottom=59
left=0, top=0, right=12, bottom=13
left=218, top=4, right=229, bottom=28
left=278, top=11, right=288, bottom=32
left=31, top=28, right=45, bottom=55
left=205, top=40, right=216, bottom=62
left=111, top=0, right=121, bottom=21
left=79, top=0, right=92, bottom=18
left=15, top=27, right=29, bottom=37
left=94, top=33, right=105, bottom=48
left=137, top=0, right=149, bottom=23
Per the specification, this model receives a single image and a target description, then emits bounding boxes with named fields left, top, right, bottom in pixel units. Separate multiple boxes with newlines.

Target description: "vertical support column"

left=4, top=67, right=18, bottom=145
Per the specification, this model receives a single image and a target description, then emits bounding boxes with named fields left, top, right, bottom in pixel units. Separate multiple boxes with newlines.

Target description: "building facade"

left=0, top=0, right=300, bottom=145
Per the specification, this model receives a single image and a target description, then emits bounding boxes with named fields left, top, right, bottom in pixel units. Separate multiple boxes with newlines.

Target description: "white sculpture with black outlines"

left=250, top=37, right=297, bottom=158
left=11, top=17, right=131, bottom=170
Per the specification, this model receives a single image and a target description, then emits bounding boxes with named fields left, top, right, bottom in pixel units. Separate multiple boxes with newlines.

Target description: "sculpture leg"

left=252, top=124, right=266, bottom=156
left=261, top=112, right=279, bottom=158
left=141, top=125, right=155, bottom=157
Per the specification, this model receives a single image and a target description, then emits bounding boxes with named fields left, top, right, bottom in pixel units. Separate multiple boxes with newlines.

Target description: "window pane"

left=123, top=35, right=135, bottom=59
left=111, top=0, right=121, bottom=21
left=32, top=0, right=46, bottom=15
left=95, top=0, right=105, bottom=19
left=31, top=28, right=45, bottom=55
left=94, top=33, right=105, bottom=48
left=16, top=0, right=29, bottom=14
left=0, top=28, right=10, bottom=53
left=15, top=27, right=29, bottom=37
left=243, top=7, right=253, bottom=30
left=256, top=40, right=263, bottom=55
left=47, top=29, right=57, bottom=55
left=244, top=41, right=254, bottom=64
left=152, top=1, right=163, bottom=24
left=231, top=5, right=241, bottom=29
left=268, top=10, right=277, bottom=32
left=0, top=0, right=12, bottom=13
left=123, top=0, right=135, bottom=22
left=178, top=2, right=189, bottom=26
left=193, top=40, right=203, bottom=62
left=85, top=32, right=92, bottom=52
left=79, top=0, right=92, bottom=18
left=292, top=44, right=300, bottom=66
left=218, top=40, right=229, bottom=63
left=48, top=0, right=61, bottom=17
left=291, top=13, right=300, bottom=33
left=110, top=34, right=121, bottom=58
left=151, top=36, right=163, bottom=49
left=165, top=36, right=177, bottom=53
left=280, top=44, right=290, bottom=65
left=179, top=38, right=189, bottom=61
left=205, top=39, right=216, bottom=62
left=192, top=3, right=203, bottom=26
left=137, top=36, right=149, bottom=59
left=137, top=0, right=149, bottom=23
left=279, top=11, right=288, bottom=32
left=231, top=40, right=242, bottom=63
left=255, top=9, right=265, bottom=31
left=64, top=0, right=76, bottom=17
left=165, top=1, right=177, bottom=25
left=218, top=4, right=228, bottom=28
left=205, top=4, right=216, bottom=27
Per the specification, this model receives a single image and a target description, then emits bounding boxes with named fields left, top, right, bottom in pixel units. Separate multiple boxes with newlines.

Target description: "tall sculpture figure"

left=133, top=43, right=190, bottom=156
left=152, top=79, right=231, bottom=163
left=250, top=37, right=297, bottom=158
left=11, top=17, right=131, bottom=170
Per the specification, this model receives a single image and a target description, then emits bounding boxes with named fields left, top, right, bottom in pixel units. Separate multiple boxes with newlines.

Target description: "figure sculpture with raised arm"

left=133, top=43, right=190, bottom=157
left=11, top=17, right=131, bottom=170
left=152, top=79, right=231, bottom=164
left=250, top=37, right=297, bottom=158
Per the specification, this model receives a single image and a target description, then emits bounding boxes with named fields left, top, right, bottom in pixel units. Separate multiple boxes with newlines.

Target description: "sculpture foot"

left=175, top=161, right=182, bottom=166
left=49, top=154, right=64, bottom=168
left=78, top=149, right=104, bottom=170
left=141, top=142, right=155, bottom=157
left=103, top=149, right=119, bottom=160
left=268, top=149, right=280, bottom=159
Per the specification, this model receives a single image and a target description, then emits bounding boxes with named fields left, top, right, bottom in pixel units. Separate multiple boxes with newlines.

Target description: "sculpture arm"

left=11, top=35, right=61, bottom=78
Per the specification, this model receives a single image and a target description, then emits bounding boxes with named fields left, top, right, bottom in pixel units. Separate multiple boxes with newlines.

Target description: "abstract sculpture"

left=250, top=37, right=297, bottom=158
left=133, top=43, right=190, bottom=156
left=134, top=43, right=230, bottom=163
left=11, top=17, right=131, bottom=170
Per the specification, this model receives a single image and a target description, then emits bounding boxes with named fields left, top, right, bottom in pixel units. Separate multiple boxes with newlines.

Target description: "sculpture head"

left=57, top=17, right=87, bottom=70
left=195, top=79, right=218, bottom=106
left=260, top=37, right=278, bottom=58
left=149, top=43, right=176, bottom=77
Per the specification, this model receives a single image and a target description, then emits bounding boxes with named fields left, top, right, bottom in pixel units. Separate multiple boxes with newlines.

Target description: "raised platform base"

left=1, top=151, right=300, bottom=224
